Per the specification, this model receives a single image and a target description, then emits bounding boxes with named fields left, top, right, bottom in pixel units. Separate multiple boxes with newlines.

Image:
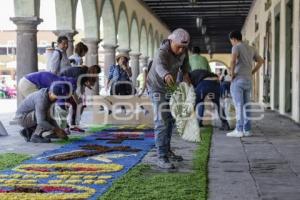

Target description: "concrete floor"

left=2, top=99, right=300, bottom=199
left=209, top=110, right=300, bottom=200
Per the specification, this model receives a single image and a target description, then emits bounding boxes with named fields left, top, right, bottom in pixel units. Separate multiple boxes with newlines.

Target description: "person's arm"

left=230, top=46, right=239, bottom=79
left=106, top=65, right=115, bottom=90
left=35, top=101, right=56, bottom=130
left=181, top=51, right=192, bottom=85
left=124, top=66, right=132, bottom=77
left=155, top=51, right=172, bottom=81
left=49, top=51, right=61, bottom=75
left=252, top=52, right=265, bottom=75
left=205, top=57, right=212, bottom=72
left=138, top=70, right=148, bottom=97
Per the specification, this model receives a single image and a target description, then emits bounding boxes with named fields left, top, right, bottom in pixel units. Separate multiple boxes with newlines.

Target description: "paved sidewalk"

left=0, top=112, right=62, bottom=156
left=0, top=98, right=93, bottom=156
left=209, top=110, right=300, bottom=200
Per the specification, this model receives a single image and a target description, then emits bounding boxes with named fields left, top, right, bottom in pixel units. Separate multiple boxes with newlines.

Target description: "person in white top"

left=137, top=60, right=153, bottom=97
left=48, top=36, right=72, bottom=75
left=220, top=70, right=232, bottom=97
left=69, top=42, right=88, bottom=66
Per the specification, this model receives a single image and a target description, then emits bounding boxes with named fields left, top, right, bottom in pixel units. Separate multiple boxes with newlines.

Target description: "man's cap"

left=168, top=28, right=190, bottom=46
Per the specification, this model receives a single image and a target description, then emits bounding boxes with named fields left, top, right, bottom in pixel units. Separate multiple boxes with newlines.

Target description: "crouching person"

left=190, top=69, right=230, bottom=130
left=14, top=84, right=69, bottom=143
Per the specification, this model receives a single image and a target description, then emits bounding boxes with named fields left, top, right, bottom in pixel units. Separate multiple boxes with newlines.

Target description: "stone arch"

left=148, top=24, right=154, bottom=59
left=154, top=30, right=159, bottom=55
left=117, top=2, right=130, bottom=51
left=55, top=0, right=75, bottom=30
left=140, top=19, right=148, bottom=57
left=209, top=60, right=229, bottom=68
left=14, top=0, right=40, bottom=17
left=39, top=0, right=56, bottom=30
left=79, top=0, right=99, bottom=38
left=129, top=12, right=139, bottom=54
left=160, top=34, right=164, bottom=43
left=100, top=0, right=117, bottom=45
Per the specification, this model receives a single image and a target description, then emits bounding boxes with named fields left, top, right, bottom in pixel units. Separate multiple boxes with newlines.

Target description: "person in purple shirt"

left=18, top=71, right=77, bottom=98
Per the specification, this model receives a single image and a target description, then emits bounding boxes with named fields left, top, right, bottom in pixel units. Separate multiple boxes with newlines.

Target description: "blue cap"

left=50, top=82, right=71, bottom=97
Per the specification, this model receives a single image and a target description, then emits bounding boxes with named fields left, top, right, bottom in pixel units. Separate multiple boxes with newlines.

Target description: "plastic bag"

left=223, top=97, right=236, bottom=129
left=170, top=82, right=200, bottom=142
left=54, top=104, right=68, bottom=129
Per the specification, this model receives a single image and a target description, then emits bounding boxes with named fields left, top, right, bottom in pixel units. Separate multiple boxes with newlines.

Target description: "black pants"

left=195, top=80, right=228, bottom=126
left=110, top=82, right=135, bottom=95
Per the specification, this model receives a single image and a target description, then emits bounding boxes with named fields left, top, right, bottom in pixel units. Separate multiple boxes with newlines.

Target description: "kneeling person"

left=15, top=85, right=69, bottom=143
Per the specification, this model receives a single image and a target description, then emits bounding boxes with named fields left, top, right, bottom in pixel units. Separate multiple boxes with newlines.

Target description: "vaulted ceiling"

left=143, top=0, right=253, bottom=53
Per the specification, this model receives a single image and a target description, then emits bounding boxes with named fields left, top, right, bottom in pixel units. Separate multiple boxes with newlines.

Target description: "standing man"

left=226, top=31, right=264, bottom=137
left=147, top=28, right=192, bottom=169
left=48, top=36, right=72, bottom=75
left=189, top=46, right=211, bottom=72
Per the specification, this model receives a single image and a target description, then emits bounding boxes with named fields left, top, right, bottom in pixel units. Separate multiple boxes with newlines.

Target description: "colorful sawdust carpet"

left=0, top=127, right=154, bottom=200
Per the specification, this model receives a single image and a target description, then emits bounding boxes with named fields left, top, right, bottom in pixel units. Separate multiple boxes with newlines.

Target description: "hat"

left=168, top=28, right=190, bottom=46
left=116, top=53, right=130, bottom=61
left=50, top=83, right=71, bottom=97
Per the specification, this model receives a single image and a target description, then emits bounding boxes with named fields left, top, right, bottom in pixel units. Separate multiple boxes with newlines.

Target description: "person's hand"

left=121, top=64, right=128, bottom=70
left=183, top=73, right=192, bottom=86
left=105, top=85, right=109, bottom=92
left=138, top=91, right=143, bottom=97
left=232, top=73, right=236, bottom=80
left=54, top=128, right=69, bottom=140
left=164, top=74, right=175, bottom=87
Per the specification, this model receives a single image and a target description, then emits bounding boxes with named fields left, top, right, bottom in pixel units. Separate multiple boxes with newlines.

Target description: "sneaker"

left=219, top=123, right=230, bottom=131
left=243, top=131, right=252, bottom=137
left=70, top=127, right=85, bottom=133
left=64, top=128, right=71, bottom=135
left=157, top=157, right=175, bottom=169
left=19, top=129, right=30, bottom=142
left=226, top=130, right=243, bottom=137
left=30, top=135, right=51, bottom=143
left=99, top=105, right=104, bottom=111
left=168, top=150, right=183, bottom=162
left=45, top=133, right=59, bottom=139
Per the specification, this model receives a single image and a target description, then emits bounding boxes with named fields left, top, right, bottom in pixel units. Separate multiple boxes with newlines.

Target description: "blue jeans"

left=195, top=80, right=228, bottom=126
left=150, top=92, right=174, bottom=158
left=230, top=78, right=252, bottom=132
left=220, top=81, right=231, bottom=97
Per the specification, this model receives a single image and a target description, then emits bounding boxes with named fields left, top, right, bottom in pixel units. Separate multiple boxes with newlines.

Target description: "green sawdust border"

left=0, top=153, right=31, bottom=170
left=100, top=127, right=213, bottom=200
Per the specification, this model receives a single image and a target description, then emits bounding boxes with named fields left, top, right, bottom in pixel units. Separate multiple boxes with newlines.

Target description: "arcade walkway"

left=209, top=111, right=300, bottom=200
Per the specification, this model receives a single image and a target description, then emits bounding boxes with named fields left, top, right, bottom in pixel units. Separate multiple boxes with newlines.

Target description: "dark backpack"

left=54, top=49, right=63, bottom=61
left=147, top=60, right=153, bottom=72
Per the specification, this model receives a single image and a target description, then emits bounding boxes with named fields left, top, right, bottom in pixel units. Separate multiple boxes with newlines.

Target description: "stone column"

left=82, top=38, right=100, bottom=66
left=53, top=30, right=78, bottom=57
left=139, top=56, right=149, bottom=73
left=102, top=44, right=118, bottom=78
left=117, top=48, right=131, bottom=57
left=10, top=17, right=42, bottom=104
left=82, top=38, right=100, bottom=95
left=130, top=53, right=141, bottom=89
